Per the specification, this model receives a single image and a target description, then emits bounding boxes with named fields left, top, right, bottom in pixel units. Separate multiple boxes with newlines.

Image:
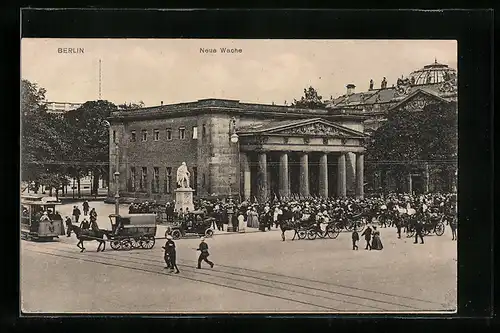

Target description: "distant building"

left=327, top=60, right=457, bottom=134
left=326, top=60, right=458, bottom=194
left=44, top=101, right=83, bottom=114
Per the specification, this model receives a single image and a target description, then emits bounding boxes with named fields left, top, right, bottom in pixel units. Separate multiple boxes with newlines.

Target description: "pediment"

left=391, top=89, right=449, bottom=112
left=265, top=119, right=366, bottom=138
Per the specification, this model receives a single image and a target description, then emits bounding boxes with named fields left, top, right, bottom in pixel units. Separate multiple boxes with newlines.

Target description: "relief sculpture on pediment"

left=279, top=123, right=347, bottom=137
left=401, top=96, right=434, bottom=111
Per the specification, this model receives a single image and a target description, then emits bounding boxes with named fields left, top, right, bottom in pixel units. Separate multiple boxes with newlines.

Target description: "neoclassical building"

left=107, top=60, right=457, bottom=202
left=108, top=100, right=368, bottom=203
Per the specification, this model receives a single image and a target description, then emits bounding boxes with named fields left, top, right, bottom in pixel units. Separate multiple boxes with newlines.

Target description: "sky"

left=21, top=39, right=457, bottom=107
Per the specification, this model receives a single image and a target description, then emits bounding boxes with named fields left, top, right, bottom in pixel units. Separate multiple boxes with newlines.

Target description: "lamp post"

left=114, top=144, right=120, bottom=216
left=230, top=132, right=241, bottom=203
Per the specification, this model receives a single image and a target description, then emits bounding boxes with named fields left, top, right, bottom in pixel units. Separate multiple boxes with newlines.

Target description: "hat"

left=200, top=237, right=205, bottom=241
left=166, top=235, right=173, bottom=240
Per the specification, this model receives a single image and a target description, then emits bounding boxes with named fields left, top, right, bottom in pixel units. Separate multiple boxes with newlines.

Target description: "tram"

left=21, top=194, right=64, bottom=241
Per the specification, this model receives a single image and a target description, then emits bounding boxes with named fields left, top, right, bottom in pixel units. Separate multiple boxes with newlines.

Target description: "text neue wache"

left=200, top=48, right=243, bottom=54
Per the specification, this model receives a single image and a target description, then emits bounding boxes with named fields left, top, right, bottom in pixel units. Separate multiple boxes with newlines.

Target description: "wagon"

left=107, top=213, right=157, bottom=250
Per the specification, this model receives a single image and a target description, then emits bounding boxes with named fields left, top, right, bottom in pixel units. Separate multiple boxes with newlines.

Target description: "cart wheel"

left=327, top=226, right=340, bottom=239
left=171, top=229, right=181, bottom=240
left=130, top=237, right=141, bottom=249
left=307, top=229, right=317, bottom=240
left=141, top=236, right=155, bottom=249
left=205, top=229, right=214, bottom=238
left=435, top=222, right=445, bottom=236
left=297, top=230, right=307, bottom=239
left=121, top=239, right=132, bottom=251
left=110, top=240, right=121, bottom=250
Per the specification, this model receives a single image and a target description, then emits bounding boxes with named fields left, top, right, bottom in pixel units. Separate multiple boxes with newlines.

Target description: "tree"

left=365, top=102, right=457, bottom=192
left=21, top=79, right=69, bottom=192
left=291, top=86, right=326, bottom=109
left=64, top=100, right=118, bottom=197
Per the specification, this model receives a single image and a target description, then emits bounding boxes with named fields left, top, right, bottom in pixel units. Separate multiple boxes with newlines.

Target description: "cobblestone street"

left=21, top=202, right=457, bottom=313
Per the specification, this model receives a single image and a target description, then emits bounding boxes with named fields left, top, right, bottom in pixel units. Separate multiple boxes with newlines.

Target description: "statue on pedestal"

left=176, top=162, right=191, bottom=188
left=174, top=162, right=194, bottom=213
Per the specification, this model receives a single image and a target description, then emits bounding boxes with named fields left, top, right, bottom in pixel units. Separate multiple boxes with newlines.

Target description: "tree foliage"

left=21, top=79, right=123, bottom=195
left=291, top=86, right=326, bottom=109
left=365, top=101, right=458, bottom=190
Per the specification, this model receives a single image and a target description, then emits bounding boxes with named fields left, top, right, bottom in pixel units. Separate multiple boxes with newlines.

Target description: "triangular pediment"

left=390, top=89, right=450, bottom=112
left=240, top=118, right=367, bottom=138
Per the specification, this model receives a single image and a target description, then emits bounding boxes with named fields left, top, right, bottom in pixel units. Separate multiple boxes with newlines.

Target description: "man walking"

left=361, top=225, right=373, bottom=250
left=352, top=229, right=359, bottom=250
left=450, top=216, right=457, bottom=241
left=162, top=235, right=180, bottom=273
left=83, top=200, right=90, bottom=216
left=72, top=206, right=81, bottom=224
left=196, top=237, right=214, bottom=269
left=414, top=220, right=424, bottom=244
left=65, top=216, right=73, bottom=237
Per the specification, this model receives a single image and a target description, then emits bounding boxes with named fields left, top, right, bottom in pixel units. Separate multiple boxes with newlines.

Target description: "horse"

left=278, top=219, right=299, bottom=241
left=69, top=225, right=109, bottom=252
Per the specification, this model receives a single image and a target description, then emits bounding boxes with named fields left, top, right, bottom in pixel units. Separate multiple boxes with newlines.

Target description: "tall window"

left=179, top=127, right=186, bottom=140
left=192, top=166, right=198, bottom=192
left=165, top=167, right=172, bottom=194
left=140, top=167, right=147, bottom=190
left=113, top=130, right=116, bottom=143
left=192, top=126, right=198, bottom=139
left=166, top=128, right=172, bottom=140
left=130, top=130, right=136, bottom=142
left=202, top=124, right=207, bottom=137
left=142, top=130, right=147, bottom=142
left=154, top=129, right=160, bottom=141
left=130, top=167, right=136, bottom=191
left=153, top=167, right=159, bottom=193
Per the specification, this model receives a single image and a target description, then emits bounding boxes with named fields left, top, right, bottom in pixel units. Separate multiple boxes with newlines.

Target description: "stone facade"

left=108, top=99, right=368, bottom=202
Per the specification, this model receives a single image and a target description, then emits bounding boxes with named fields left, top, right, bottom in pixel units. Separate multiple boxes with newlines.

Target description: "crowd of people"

left=126, top=192, right=457, bottom=241
left=65, top=200, right=100, bottom=237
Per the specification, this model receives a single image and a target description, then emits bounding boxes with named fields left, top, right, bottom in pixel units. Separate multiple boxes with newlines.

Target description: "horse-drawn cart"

left=107, top=214, right=157, bottom=250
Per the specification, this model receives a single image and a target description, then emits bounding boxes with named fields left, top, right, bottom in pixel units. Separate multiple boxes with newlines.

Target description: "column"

left=355, top=153, right=364, bottom=199
left=279, top=153, right=290, bottom=199
left=318, top=153, right=328, bottom=198
left=408, top=173, right=413, bottom=194
left=257, top=152, right=268, bottom=203
left=299, top=153, right=310, bottom=197
left=337, top=153, right=347, bottom=197
left=240, top=153, right=251, bottom=201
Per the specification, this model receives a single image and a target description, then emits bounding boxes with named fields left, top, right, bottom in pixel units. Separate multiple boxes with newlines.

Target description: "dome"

left=408, top=59, right=457, bottom=85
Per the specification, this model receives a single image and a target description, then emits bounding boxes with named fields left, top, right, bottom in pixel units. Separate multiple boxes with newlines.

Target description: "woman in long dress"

left=371, top=226, right=383, bottom=250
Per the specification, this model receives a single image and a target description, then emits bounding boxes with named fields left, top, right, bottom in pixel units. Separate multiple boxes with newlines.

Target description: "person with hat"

left=72, top=205, right=81, bottom=224
left=40, top=211, right=51, bottom=222
left=65, top=216, right=73, bottom=237
left=196, top=237, right=214, bottom=269
left=162, top=235, right=180, bottom=273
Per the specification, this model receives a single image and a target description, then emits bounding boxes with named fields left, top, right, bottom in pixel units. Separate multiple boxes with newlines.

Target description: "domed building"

left=408, top=60, right=457, bottom=86
left=326, top=60, right=458, bottom=195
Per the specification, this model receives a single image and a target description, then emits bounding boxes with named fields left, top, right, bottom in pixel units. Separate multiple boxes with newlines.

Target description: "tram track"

left=22, top=242, right=448, bottom=312
left=24, top=246, right=340, bottom=312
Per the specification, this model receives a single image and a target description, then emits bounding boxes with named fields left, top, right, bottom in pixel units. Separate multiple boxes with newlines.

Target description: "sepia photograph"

left=20, top=38, right=458, bottom=314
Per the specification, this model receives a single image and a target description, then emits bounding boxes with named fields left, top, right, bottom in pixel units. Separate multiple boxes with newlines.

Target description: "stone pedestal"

left=174, top=187, right=195, bottom=213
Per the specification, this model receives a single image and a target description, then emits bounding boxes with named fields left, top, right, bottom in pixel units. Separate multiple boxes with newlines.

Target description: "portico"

left=237, top=118, right=367, bottom=202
